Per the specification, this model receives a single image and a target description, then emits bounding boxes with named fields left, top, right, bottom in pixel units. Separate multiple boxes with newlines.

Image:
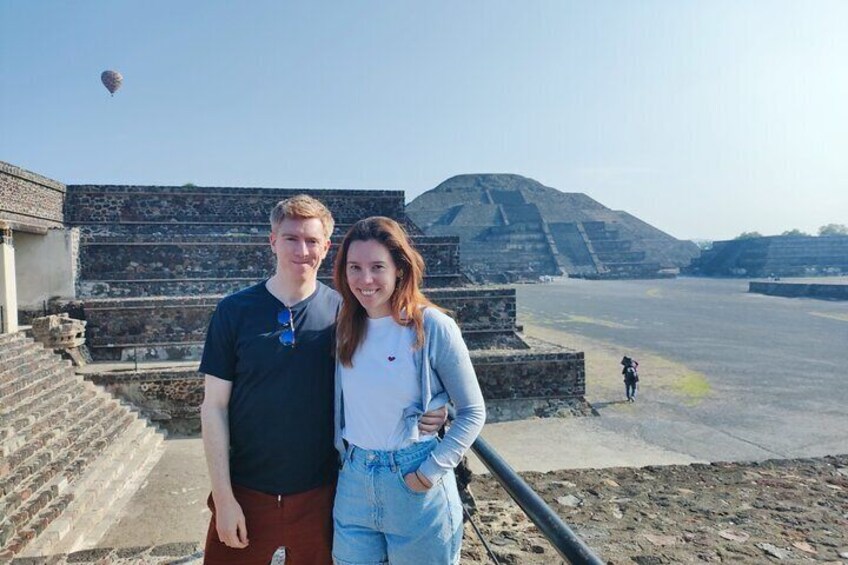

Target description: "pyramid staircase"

left=0, top=332, right=165, bottom=558
left=576, top=221, right=662, bottom=279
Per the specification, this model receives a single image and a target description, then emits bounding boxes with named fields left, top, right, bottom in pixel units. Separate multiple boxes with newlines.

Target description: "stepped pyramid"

left=407, top=174, right=699, bottom=282
left=0, top=332, right=165, bottom=557
left=64, top=184, right=585, bottom=432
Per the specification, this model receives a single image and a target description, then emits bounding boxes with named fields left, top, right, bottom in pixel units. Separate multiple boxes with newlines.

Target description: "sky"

left=1, top=1, right=846, bottom=241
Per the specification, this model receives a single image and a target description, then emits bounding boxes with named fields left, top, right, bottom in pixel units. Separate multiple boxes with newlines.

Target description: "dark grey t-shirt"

left=200, top=281, right=341, bottom=495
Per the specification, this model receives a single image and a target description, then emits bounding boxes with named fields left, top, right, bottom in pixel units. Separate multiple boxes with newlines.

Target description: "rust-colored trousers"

left=204, top=483, right=334, bottom=565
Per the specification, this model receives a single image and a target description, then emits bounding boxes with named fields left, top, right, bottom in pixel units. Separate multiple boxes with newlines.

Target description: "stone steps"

left=2, top=400, right=158, bottom=557
left=1, top=392, right=120, bottom=499
left=0, top=344, right=66, bottom=390
left=0, top=384, right=94, bottom=474
left=0, top=336, right=35, bottom=372
left=0, top=332, right=27, bottom=348
left=0, top=334, right=167, bottom=558
left=0, top=360, right=76, bottom=418
left=20, top=414, right=165, bottom=556
left=595, top=250, right=647, bottom=263
left=1, top=371, right=82, bottom=433
left=0, top=397, right=127, bottom=554
left=0, top=338, right=57, bottom=379
left=1, top=389, right=102, bottom=485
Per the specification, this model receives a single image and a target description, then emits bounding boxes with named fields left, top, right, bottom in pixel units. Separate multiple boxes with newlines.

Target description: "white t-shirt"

left=341, top=315, right=435, bottom=451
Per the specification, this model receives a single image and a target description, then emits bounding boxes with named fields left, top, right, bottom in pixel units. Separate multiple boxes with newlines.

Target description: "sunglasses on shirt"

left=277, top=307, right=296, bottom=347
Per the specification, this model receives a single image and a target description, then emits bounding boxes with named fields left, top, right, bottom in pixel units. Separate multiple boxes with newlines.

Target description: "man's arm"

left=418, top=405, right=448, bottom=434
left=201, top=375, right=249, bottom=549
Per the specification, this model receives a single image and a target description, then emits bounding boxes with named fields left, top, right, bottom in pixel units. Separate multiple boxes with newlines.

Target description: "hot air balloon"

left=101, top=70, right=123, bottom=96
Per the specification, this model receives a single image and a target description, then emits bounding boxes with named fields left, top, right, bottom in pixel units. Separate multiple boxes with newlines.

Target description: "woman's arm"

left=416, top=312, right=486, bottom=485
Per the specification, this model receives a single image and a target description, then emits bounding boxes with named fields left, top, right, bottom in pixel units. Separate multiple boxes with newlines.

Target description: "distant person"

left=622, top=356, right=639, bottom=402
left=199, top=196, right=445, bottom=565
left=331, top=217, right=486, bottom=565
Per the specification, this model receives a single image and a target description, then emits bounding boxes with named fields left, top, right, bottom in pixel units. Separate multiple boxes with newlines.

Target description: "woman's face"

left=346, top=239, right=400, bottom=319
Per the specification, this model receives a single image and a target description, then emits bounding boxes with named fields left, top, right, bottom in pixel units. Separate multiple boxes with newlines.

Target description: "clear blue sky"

left=2, top=1, right=846, bottom=240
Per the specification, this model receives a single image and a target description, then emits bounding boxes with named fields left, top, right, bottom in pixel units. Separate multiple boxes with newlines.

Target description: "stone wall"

left=689, top=235, right=848, bottom=277
left=748, top=281, right=848, bottom=300
left=472, top=349, right=585, bottom=399
left=83, top=296, right=218, bottom=361
left=85, top=346, right=587, bottom=434
left=0, top=162, right=65, bottom=233
left=85, top=367, right=203, bottom=435
left=75, top=234, right=463, bottom=298
left=65, top=185, right=404, bottom=228
left=81, top=287, right=521, bottom=360
left=12, top=230, right=78, bottom=308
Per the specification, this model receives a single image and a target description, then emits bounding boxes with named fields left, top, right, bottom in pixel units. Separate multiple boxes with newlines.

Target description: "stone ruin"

left=30, top=314, right=87, bottom=367
left=0, top=160, right=588, bottom=558
left=687, top=234, right=848, bottom=278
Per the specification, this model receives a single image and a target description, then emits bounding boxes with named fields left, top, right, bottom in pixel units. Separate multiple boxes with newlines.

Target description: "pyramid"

left=408, top=174, right=699, bottom=282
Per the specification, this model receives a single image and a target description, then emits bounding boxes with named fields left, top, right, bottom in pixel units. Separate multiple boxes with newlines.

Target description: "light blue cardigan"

left=334, top=307, right=486, bottom=484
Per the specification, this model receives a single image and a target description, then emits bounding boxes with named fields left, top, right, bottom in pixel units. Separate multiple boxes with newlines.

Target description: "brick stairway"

left=0, top=332, right=166, bottom=558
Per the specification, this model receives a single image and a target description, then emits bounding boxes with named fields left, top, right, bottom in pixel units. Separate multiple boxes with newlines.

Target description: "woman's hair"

left=334, top=216, right=441, bottom=366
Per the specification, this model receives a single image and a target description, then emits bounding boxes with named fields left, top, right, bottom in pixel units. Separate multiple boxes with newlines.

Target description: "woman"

left=332, top=217, right=486, bottom=565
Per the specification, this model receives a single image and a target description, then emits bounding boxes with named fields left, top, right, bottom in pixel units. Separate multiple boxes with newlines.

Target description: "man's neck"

left=266, top=273, right=317, bottom=306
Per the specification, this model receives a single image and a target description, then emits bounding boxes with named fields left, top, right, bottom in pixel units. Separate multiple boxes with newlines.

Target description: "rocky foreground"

left=8, top=456, right=846, bottom=564
left=461, top=454, right=848, bottom=564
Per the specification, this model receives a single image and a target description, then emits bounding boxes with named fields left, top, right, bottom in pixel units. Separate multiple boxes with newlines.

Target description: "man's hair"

left=269, top=195, right=335, bottom=239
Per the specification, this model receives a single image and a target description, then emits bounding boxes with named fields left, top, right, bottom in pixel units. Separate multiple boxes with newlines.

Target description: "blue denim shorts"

left=332, top=439, right=463, bottom=565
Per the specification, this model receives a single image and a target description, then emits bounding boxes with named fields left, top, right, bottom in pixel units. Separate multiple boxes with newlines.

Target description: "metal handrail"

left=468, top=433, right=605, bottom=564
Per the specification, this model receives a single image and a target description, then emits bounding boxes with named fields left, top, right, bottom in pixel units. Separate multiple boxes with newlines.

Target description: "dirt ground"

left=461, top=454, right=848, bottom=564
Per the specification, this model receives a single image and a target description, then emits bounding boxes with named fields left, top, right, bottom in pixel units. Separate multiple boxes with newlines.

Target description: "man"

left=200, top=195, right=444, bottom=564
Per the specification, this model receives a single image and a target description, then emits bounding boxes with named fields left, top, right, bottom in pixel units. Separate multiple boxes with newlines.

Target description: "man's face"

left=269, top=217, right=331, bottom=283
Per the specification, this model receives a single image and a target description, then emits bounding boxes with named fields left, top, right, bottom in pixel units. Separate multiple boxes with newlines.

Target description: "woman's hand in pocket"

left=403, top=470, right=433, bottom=493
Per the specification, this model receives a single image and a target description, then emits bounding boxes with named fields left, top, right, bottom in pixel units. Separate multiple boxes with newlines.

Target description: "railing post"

left=471, top=434, right=605, bottom=565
